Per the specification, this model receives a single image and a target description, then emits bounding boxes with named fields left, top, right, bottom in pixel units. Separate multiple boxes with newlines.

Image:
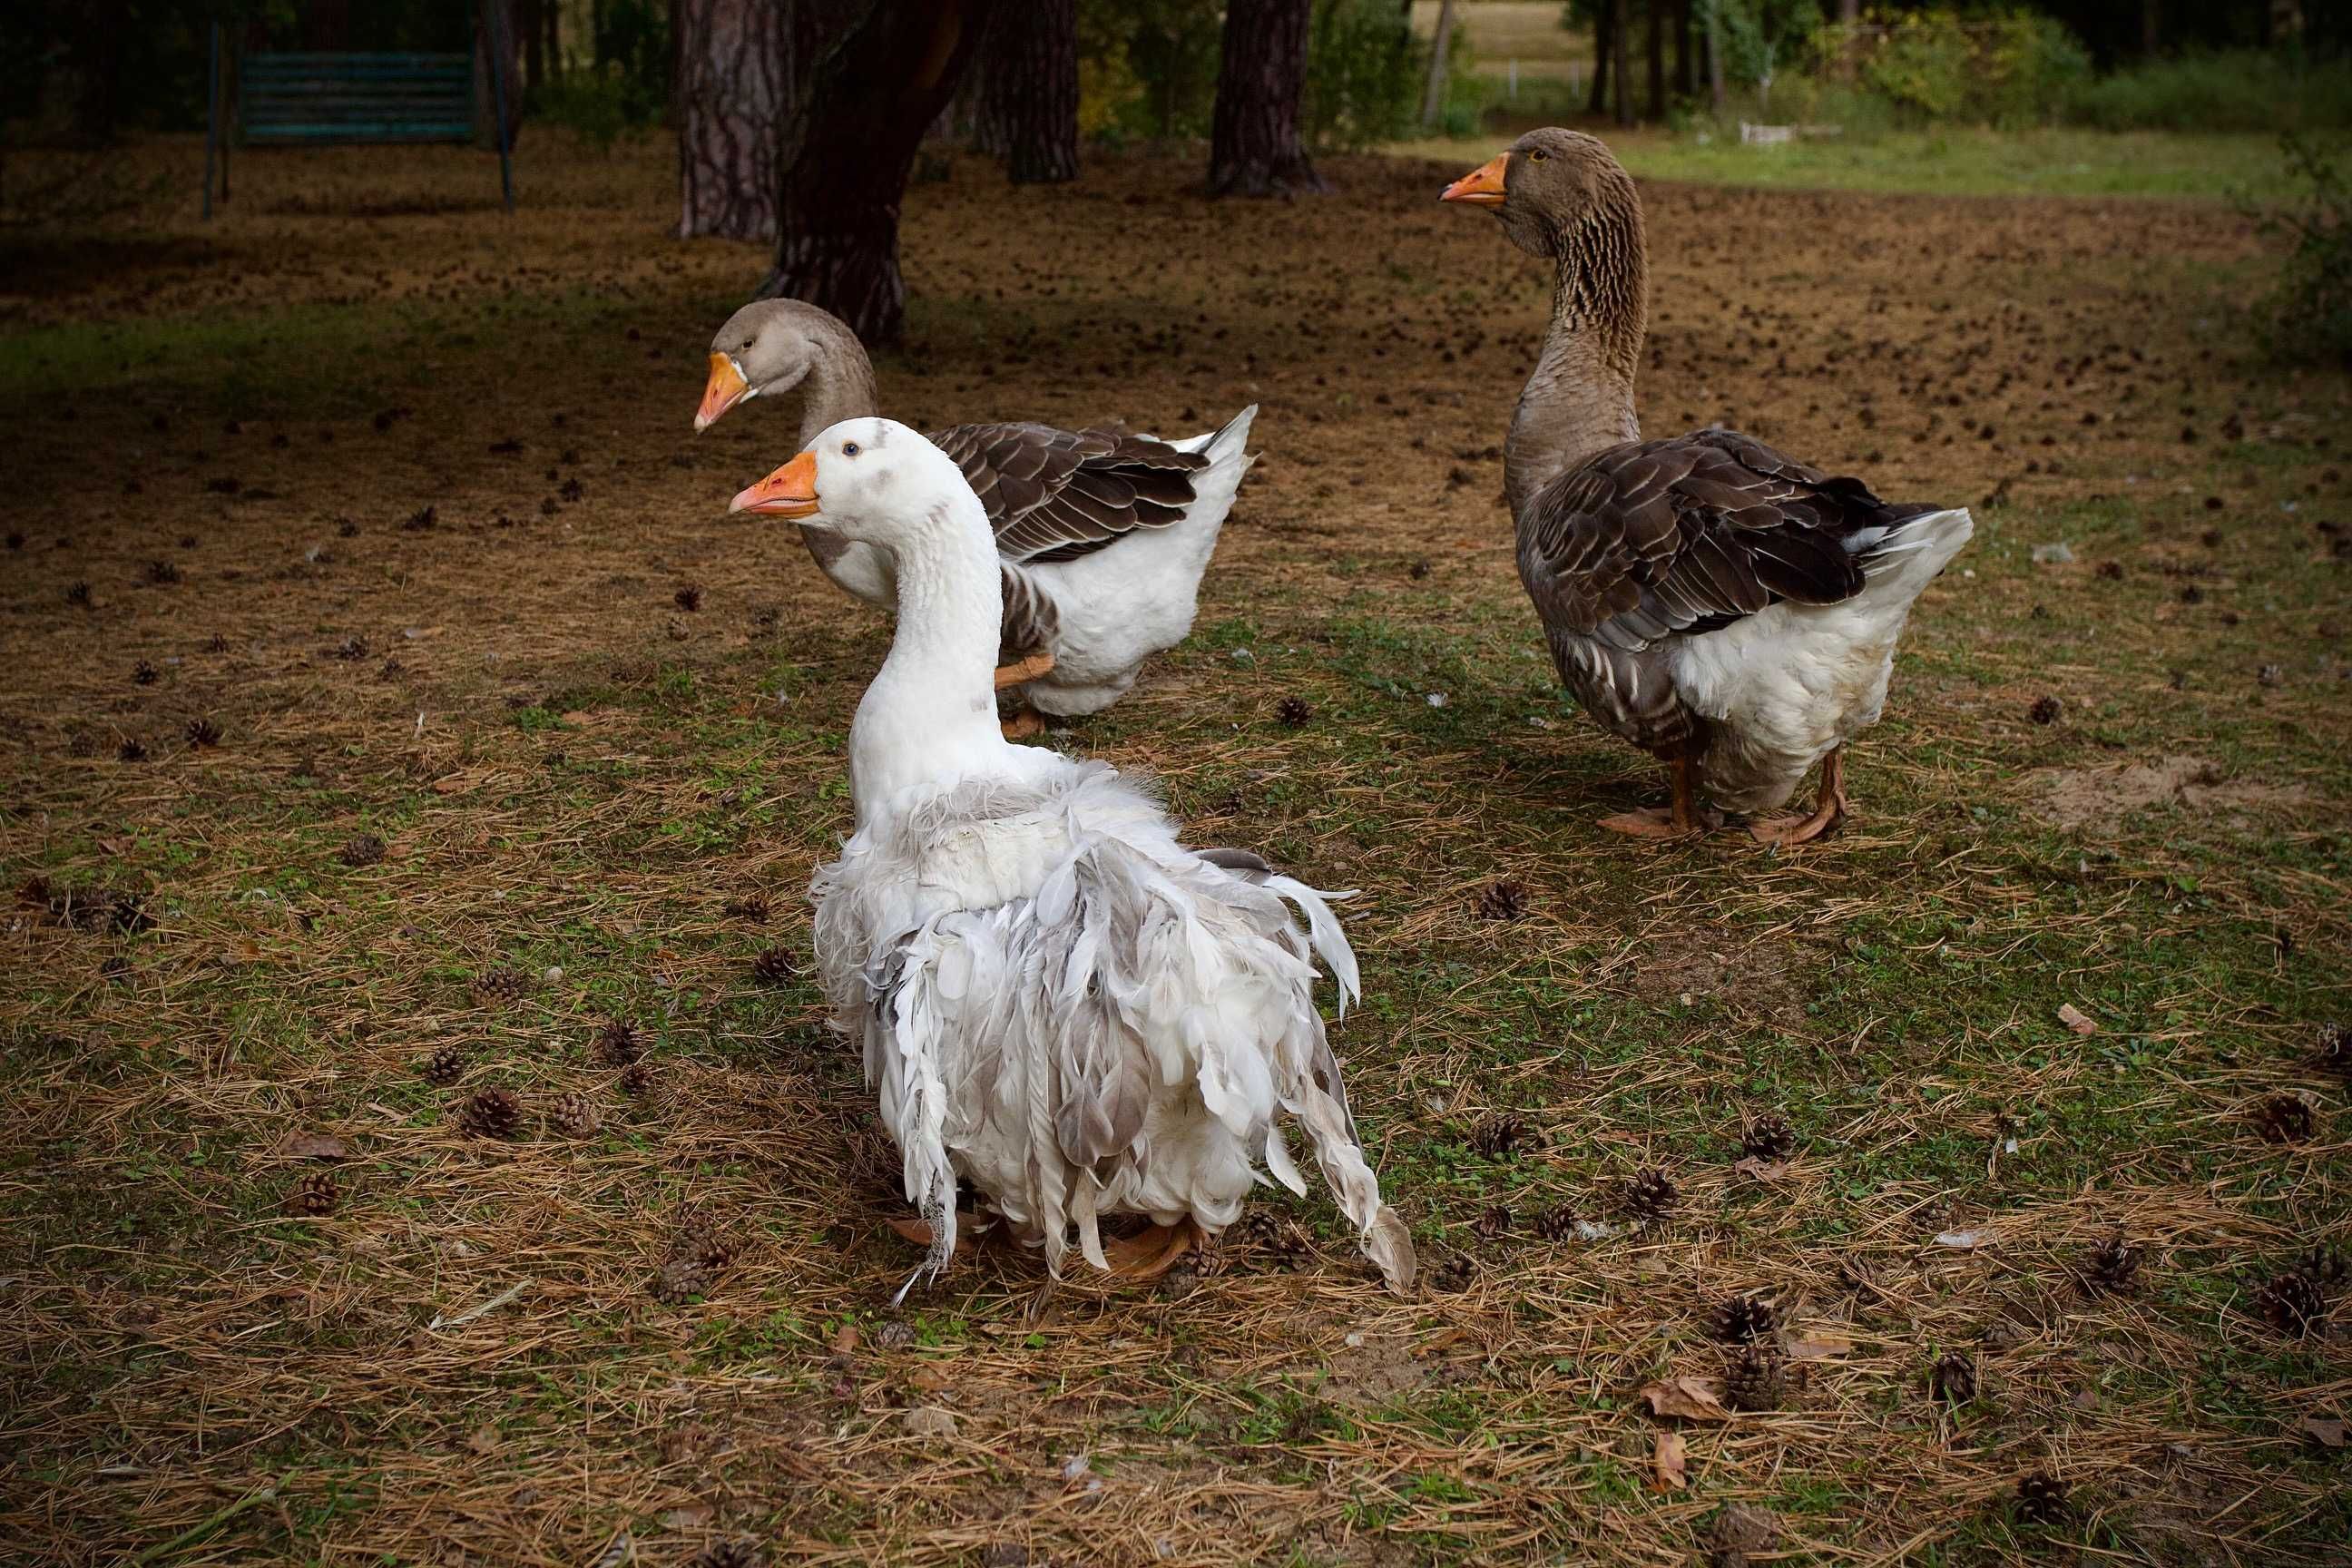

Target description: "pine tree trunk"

left=1612, top=0, right=1634, bottom=126
left=760, top=1, right=996, bottom=344
left=1209, top=0, right=1326, bottom=198
left=676, top=0, right=801, bottom=240
left=977, top=0, right=1078, bottom=183
left=1588, top=0, right=1614, bottom=119
left=522, top=0, right=544, bottom=96
left=1673, top=1, right=1693, bottom=99
left=1646, top=1, right=1665, bottom=120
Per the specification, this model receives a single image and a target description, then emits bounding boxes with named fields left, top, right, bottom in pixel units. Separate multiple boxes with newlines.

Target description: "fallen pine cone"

left=289, top=1171, right=338, bottom=1217
left=458, top=1087, right=522, bottom=1139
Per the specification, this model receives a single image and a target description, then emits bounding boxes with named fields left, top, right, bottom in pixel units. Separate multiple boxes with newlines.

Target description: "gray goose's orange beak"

left=694, top=352, right=750, bottom=432
left=1440, top=153, right=1508, bottom=207
left=730, top=450, right=819, bottom=518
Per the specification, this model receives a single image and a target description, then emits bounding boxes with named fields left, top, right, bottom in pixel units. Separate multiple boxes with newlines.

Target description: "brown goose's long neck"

left=790, top=323, right=881, bottom=572
left=1504, top=192, right=1647, bottom=518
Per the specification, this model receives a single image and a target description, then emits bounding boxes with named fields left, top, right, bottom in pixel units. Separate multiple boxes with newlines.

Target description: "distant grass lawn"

left=1395, top=124, right=2302, bottom=201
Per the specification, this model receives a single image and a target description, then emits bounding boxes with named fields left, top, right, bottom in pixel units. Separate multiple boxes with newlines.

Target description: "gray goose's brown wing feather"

left=928, top=421, right=1209, bottom=568
left=1518, top=429, right=1900, bottom=754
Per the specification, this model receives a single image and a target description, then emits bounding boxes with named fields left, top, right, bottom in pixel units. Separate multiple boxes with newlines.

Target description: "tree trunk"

left=1839, top=0, right=1859, bottom=21
left=1706, top=0, right=1724, bottom=115
left=676, top=0, right=802, bottom=240
left=475, top=0, right=526, bottom=150
left=1589, top=0, right=1614, bottom=119
left=977, top=0, right=1078, bottom=182
left=1612, top=0, right=1634, bottom=126
left=1419, top=0, right=1457, bottom=127
left=1673, top=0, right=1693, bottom=99
left=1209, top=0, right=1326, bottom=199
left=760, top=0, right=996, bottom=343
left=1646, top=1, right=1665, bottom=120
left=522, top=0, right=544, bottom=97
left=546, top=0, right=564, bottom=78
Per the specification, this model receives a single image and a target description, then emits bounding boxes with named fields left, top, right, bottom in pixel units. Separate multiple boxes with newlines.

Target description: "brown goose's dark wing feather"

left=1519, top=429, right=1889, bottom=656
left=928, top=420, right=1209, bottom=568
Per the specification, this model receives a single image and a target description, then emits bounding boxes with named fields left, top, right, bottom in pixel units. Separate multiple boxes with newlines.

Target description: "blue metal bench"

left=202, top=23, right=514, bottom=217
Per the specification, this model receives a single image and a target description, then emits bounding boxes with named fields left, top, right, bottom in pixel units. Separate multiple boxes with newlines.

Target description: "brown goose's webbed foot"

left=993, top=650, right=1055, bottom=691
left=1100, top=1217, right=1202, bottom=1281
left=1000, top=708, right=1046, bottom=740
left=1749, top=748, right=1851, bottom=847
left=1601, top=754, right=1716, bottom=839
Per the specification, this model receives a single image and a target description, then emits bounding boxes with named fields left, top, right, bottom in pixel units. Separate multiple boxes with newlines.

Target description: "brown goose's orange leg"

left=1749, top=749, right=1850, bottom=847
left=994, top=651, right=1055, bottom=690
left=1600, top=755, right=1715, bottom=839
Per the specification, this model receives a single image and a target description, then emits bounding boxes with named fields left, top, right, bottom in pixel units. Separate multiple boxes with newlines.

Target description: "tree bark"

left=760, top=0, right=996, bottom=343
left=1612, top=0, right=1634, bottom=126
left=1646, top=0, right=1665, bottom=121
left=676, top=0, right=803, bottom=240
left=977, top=0, right=1078, bottom=182
left=522, top=0, right=544, bottom=97
left=1589, top=0, right=1614, bottom=119
left=1419, top=0, right=1457, bottom=128
left=1673, top=0, right=1693, bottom=99
left=1209, top=0, right=1326, bottom=199
left=1706, top=0, right=1724, bottom=115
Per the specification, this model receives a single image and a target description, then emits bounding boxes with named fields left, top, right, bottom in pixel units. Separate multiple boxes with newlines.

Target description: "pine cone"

left=673, top=583, right=703, bottom=612
left=653, top=1253, right=715, bottom=1305
left=723, top=892, right=771, bottom=924
left=2249, top=1093, right=2317, bottom=1144
left=592, top=1019, right=641, bottom=1066
left=2014, top=1470, right=2069, bottom=1525
left=289, top=1171, right=339, bottom=1217
left=186, top=717, right=222, bottom=748
left=458, top=1087, right=522, bottom=1139
left=338, top=833, right=385, bottom=868
left=2318, top=1021, right=2349, bottom=1079
left=473, top=965, right=528, bottom=1003
left=1468, top=1112, right=1530, bottom=1159
left=1716, top=1293, right=1779, bottom=1345
left=1622, top=1167, right=1677, bottom=1219
left=132, top=659, right=159, bottom=686
left=2255, top=1269, right=2328, bottom=1338
left=1929, top=1350, right=1978, bottom=1404
left=118, top=739, right=149, bottom=762
left=1275, top=695, right=1312, bottom=729
left=1427, top=1250, right=1476, bottom=1293
left=552, top=1092, right=601, bottom=1139
left=1228, top=1210, right=1308, bottom=1271
left=2082, top=1232, right=2141, bottom=1294
left=652, top=1214, right=736, bottom=1304
left=1705, top=1504, right=1779, bottom=1568
left=420, top=1043, right=466, bottom=1085
left=687, top=1540, right=764, bottom=1568
left=1740, top=1113, right=1798, bottom=1162
left=618, top=1060, right=658, bottom=1099
left=2028, top=695, right=2062, bottom=726
left=1534, top=1203, right=1583, bottom=1241
left=1471, top=1202, right=1514, bottom=1240
left=750, top=946, right=797, bottom=987
left=1724, top=1341, right=1786, bottom=1412
left=1475, top=878, right=1528, bottom=922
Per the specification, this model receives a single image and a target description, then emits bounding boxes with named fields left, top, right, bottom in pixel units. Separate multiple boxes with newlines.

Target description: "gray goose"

left=1441, top=129, right=1973, bottom=843
left=695, top=300, right=1255, bottom=731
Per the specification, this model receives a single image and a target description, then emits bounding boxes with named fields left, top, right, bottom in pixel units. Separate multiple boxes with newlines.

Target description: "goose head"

left=1439, top=127, right=1638, bottom=262
left=730, top=417, right=969, bottom=549
left=696, top=299, right=859, bottom=432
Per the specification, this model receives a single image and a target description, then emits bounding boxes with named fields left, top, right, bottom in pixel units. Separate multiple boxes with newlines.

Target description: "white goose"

left=732, top=419, right=1415, bottom=1298
left=699, top=300, right=1255, bottom=730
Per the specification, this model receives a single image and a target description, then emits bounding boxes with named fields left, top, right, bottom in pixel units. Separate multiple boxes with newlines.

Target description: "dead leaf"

left=1731, top=1156, right=1791, bottom=1180
left=1784, top=1330, right=1853, bottom=1361
left=1652, top=1430, right=1689, bottom=1489
left=283, top=1132, right=350, bottom=1161
left=1414, top=1328, right=1468, bottom=1357
left=2057, top=1003, right=2098, bottom=1035
left=466, top=1424, right=499, bottom=1455
left=905, top=1362, right=950, bottom=1394
left=659, top=1504, right=714, bottom=1530
left=1638, top=1376, right=1730, bottom=1423
left=2294, top=1416, right=2346, bottom=1448
left=829, top=1323, right=861, bottom=1357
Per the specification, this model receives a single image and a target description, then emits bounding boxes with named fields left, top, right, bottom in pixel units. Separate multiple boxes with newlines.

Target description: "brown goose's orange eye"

left=1529, top=149, right=1548, bottom=162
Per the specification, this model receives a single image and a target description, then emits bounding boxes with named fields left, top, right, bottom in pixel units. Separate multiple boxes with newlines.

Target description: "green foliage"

left=586, top=0, right=671, bottom=126
left=1303, top=0, right=1422, bottom=152
left=2066, top=50, right=2352, bottom=134
left=535, top=64, right=642, bottom=154
left=1825, top=8, right=2091, bottom=129
left=1078, top=0, right=1223, bottom=144
left=2247, top=135, right=2352, bottom=368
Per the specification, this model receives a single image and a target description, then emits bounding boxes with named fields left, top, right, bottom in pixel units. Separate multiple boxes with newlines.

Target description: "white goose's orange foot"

left=993, top=650, right=1055, bottom=691
left=1000, top=707, right=1046, bottom=740
left=1100, top=1216, right=1202, bottom=1282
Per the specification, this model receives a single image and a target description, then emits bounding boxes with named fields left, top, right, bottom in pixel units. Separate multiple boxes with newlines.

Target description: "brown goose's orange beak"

left=694, top=352, right=750, bottom=432
left=730, top=450, right=818, bottom=518
left=1440, top=153, right=1509, bottom=207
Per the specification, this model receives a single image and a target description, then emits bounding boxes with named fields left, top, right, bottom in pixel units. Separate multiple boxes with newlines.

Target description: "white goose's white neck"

left=848, top=491, right=1018, bottom=826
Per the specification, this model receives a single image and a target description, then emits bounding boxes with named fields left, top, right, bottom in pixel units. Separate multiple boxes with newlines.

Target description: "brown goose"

left=1441, top=130, right=1973, bottom=843
left=695, top=300, right=1255, bottom=731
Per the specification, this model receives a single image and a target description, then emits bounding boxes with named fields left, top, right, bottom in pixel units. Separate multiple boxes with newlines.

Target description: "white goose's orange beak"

left=1440, top=153, right=1509, bottom=207
left=694, top=352, right=750, bottom=432
left=730, top=450, right=818, bottom=518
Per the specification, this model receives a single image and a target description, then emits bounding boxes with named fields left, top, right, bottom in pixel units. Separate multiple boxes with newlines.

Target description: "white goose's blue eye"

left=842, top=441, right=860, bottom=457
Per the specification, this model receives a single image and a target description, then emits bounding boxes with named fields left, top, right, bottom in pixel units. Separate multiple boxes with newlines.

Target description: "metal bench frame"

left=202, top=15, right=514, bottom=218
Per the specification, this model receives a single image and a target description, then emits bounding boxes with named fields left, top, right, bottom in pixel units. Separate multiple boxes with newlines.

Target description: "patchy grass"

left=1, top=132, right=2347, bottom=1566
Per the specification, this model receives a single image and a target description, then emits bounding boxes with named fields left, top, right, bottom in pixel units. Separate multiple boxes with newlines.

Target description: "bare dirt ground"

left=2, top=133, right=2347, bottom=1566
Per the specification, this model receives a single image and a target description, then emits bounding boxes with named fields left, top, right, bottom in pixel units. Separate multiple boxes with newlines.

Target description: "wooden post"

left=1418, top=0, right=1456, bottom=129
left=202, top=21, right=220, bottom=220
